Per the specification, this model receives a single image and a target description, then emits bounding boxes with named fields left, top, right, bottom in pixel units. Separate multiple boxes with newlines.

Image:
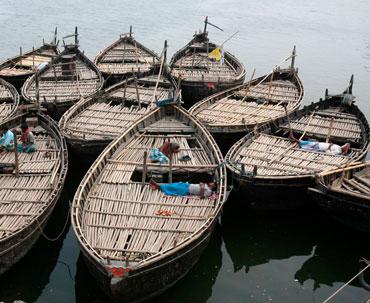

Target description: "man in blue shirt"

left=0, top=126, right=15, bottom=152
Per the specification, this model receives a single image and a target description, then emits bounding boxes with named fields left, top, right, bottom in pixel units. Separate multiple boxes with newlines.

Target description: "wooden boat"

left=308, top=161, right=370, bottom=232
left=94, top=26, right=160, bottom=85
left=225, top=76, right=370, bottom=209
left=22, top=27, right=104, bottom=120
left=0, top=110, right=68, bottom=275
left=59, top=50, right=175, bottom=158
left=0, top=29, right=59, bottom=90
left=0, top=78, right=20, bottom=124
left=170, top=17, right=245, bottom=106
left=72, top=104, right=227, bottom=302
left=189, top=47, right=303, bottom=139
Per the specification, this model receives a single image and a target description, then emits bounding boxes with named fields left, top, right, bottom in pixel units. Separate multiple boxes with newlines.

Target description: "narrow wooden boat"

left=170, top=17, right=246, bottom=106
left=59, top=57, right=175, bottom=158
left=72, top=104, right=227, bottom=302
left=308, top=161, right=370, bottom=232
left=0, top=78, right=19, bottom=124
left=22, top=27, right=104, bottom=120
left=0, top=110, right=68, bottom=275
left=0, top=29, right=59, bottom=90
left=225, top=76, right=370, bottom=209
left=94, top=26, right=160, bottom=85
left=189, top=47, right=303, bottom=139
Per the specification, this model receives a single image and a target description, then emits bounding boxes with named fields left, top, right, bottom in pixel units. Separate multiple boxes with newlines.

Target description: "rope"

left=322, top=262, right=370, bottom=303
left=35, top=202, right=71, bottom=242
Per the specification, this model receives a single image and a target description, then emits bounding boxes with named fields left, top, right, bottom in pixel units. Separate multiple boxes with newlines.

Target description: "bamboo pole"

left=169, top=152, right=173, bottom=184
left=241, top=68, right=256, bottom=102
left=142, top=151, right=147, bottom=186
left=134, top=75, right=141, bottom=109
left=326, top=117, right=334, bottom=143
left=20, top=47, right=22, bottom=66
left=32, top=47, right=35, bottom=70
left=14, top=135, right=19, bottom=177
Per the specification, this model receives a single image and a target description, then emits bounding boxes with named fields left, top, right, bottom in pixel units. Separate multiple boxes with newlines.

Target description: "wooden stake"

left=35, top=71, right=40, bottom=109
left=32, top=47, right=35, bottom=70
left=169, top=152, right=173, bottom=183
left=14, top=135, right=19, bottom=177
left=326, top=117, right=334, bottom=143
left=142, top=151, right=147, bottom=186
left=134, top=75, right=141, bottom=109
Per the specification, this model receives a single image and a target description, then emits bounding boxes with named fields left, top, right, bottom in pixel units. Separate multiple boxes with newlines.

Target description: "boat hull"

left=230, top=175, right=314, bottom=210
left=181, top=78, right=244, bottom=108
left=309, top=187, right=370, bottom=232
left=81, top=220, right=217, bottom=303
left=0, top=189, right=62, bottom=275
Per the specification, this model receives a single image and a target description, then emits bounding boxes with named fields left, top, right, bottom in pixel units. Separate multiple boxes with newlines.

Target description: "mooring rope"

left=35, top=202, right=71, bottom=242
left=322, top=262, right=370, bottom=303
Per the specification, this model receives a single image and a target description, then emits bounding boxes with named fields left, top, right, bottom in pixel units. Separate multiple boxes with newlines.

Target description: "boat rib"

left=0, top=111, right=68, bottom=275
left=225, top=76, right=370, bottom=206
left=22, top=28, right=103, bottom=120
left=59, top=70, right=175, bottom=156
left=170, top=17, right=245, bottom=104
left=0, top=78, right=19, bottom=124
left=94, top=27, right=160, bottom=80
left=190, top=50, right=303, bottom=134
left=72, top=105, right=227, bottom=302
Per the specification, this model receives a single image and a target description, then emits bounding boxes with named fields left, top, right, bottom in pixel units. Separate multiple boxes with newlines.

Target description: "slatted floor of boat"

left=231, top=133, right=356, bottom=176
left=280, top=108, right=362, bottom=143
left=83, top=129, right=217, bottom=261
left=336, top=169, right=370, bottom=195
left=0, top=131, right=61, bottom=239
left=98, top=41, right=158, bottom=74
left=171, top=53, right=237, bottom=82
left=0, top=83, right=15, bottom=120
left=64, top=103, right=150, bottom=140
left=195, top=80, right=300, bottom=126
left=0, top=50, right=55, bottom=76
left=26, top=61, right=100, bottom=103
left=64, top=85, right=170, bottom=140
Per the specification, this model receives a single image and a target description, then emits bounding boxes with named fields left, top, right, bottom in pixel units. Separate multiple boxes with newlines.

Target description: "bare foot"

left=149, top=179, right=159, bottom=190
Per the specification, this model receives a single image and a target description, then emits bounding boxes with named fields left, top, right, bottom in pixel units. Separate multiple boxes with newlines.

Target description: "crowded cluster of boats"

left=0, top=18, right=369, bottom=302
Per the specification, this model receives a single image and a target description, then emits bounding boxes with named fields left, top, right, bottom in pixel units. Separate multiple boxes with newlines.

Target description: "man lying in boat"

left=149, top=141, right=180, bottom=164
left=149, top=179, right=217, bottom=198
left=17, top=123, right=36, bottom=153
left=289, top=132, right=350, bottom=155
left=0, top=126, right=15, bottom=152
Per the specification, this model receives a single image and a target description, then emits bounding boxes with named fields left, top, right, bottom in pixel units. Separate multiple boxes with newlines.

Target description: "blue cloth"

left=299, top=140, right=320, bottom=151
left=159, top=182, right=190, bottom=196
left=0, top=130, right=14, bottom=150
left=149, top=148, right=169, bottom=164
left=17, top=143, right=36, bottom=153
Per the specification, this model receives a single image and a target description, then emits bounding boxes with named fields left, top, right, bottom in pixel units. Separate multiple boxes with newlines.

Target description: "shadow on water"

left=74, top=225, right=223, bottom=303
left=221, top=190, right=370, bottom=294
left=0, top=148, right=92, bottom=303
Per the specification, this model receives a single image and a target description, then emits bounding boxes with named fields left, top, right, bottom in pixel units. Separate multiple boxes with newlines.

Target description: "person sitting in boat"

left=149, top=179, right=216, bottom=198
left=149, top=141, right=180, bottom=164
left=17, top=123, right=36, bottom=153
left=0, top=126, right=14, bottom=152
left=289, top=132, right=350, bottom=155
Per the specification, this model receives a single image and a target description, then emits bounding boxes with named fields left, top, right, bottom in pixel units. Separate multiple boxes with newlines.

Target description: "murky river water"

left=0, top=0, right=369, bottom=302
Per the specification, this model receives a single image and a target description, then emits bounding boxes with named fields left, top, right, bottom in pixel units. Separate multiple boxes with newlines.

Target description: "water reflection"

left=221, top=192, right=318, bottom=274
left=294, top=224, right=369, bottom=290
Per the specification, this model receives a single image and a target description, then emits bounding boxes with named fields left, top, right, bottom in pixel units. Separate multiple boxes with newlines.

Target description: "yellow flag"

left=208, top=47, right=222, bottom=61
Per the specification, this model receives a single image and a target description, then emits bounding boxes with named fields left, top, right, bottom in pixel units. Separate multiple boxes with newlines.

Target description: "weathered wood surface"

left=190, top=68, right=303, bottom=131
left=0, top=112, right=67, bottom=246
left=95, top=32, right=159, bottom=76
left=226, top=90, right=370, bottom=181
left=72, top=105, right=226, bottom=266
left=0, top=45, right=58, bottom=77
left=22, top=46, right=103, bottom=110
left=0, top=79, right=19, bottom=123
left=170, top=33, right=245, bottom=84
left=60, top=74, right=174, bottom=142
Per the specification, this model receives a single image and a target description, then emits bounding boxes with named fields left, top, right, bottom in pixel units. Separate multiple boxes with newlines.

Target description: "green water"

left=0, top=0, right=370, bottom=302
